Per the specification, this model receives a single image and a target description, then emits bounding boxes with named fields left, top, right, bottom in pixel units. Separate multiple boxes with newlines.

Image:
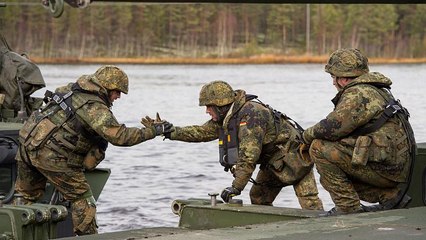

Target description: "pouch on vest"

left=19, top=111, right=44, bottom=144
left=65, top=151, right=85, bottom=168
left=82, top=145, right=106, bottom=170
left=369, top=134, right=396, bottom=164
left=269, top=142, right=313, bottom=185
left=352, top=135, right=372, bottom=166
left=26, top=117, right=57, bottom=151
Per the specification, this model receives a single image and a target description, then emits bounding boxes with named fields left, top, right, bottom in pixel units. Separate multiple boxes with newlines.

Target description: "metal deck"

left=60, top=206, right=426, bottom=240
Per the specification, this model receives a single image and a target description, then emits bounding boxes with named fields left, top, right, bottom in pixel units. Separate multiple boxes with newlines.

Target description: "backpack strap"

left=44, top=89, right=74, bottom=118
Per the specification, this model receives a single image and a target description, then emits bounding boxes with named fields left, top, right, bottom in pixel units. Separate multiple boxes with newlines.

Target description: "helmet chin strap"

left=214, top=104, right=232, bottom=123
left=106, top=90, right=114, bottom=107
left=335, top=79, right=344, bottom=90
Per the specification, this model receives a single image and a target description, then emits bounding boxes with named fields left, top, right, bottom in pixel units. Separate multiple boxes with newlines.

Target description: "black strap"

left=352, top=99, right=405, bottom=136
left=72, top=83, right=110, bottom=106
left=352, top=85, right=416, bottom=209
left=249, top=94, right=304, bottom=140
left=44, top=89, right=74, bottom=118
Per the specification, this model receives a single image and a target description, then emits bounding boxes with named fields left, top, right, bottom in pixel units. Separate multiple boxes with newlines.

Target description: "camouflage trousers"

left=15, top=149, right=97, bottom=235
left=249, top=168, right=324, bottom=210
left=310, top=139, right=400, bottom=213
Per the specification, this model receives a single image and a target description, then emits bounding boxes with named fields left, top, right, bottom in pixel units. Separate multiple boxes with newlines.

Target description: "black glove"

left=91, top=136, right=108, bottom=151
left=98, top=138, right=108, bottom=151
left=154, top=121, right=174, bottom=136
left=220, top=186, right=241, bottom=203
left=163, top=130, right=172, bottom=140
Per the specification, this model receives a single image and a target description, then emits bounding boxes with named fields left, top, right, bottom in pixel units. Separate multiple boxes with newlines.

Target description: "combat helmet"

left=325, top=48, right=369, bottom=78
left=199, top=80, right=235, bottom=107
left=95, top=65, right=129, bottom=94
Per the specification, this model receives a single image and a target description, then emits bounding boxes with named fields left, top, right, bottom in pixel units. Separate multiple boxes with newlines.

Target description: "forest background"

left=1, top=1, right=425, bottom=63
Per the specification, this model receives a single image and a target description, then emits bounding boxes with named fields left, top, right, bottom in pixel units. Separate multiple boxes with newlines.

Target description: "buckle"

left=390, top=104, right=401, bottom=114
left=384, top=103, right=401, bottom=117
left=52, top=95, right=63, bottom=104
left=59, top=102, right=68, bottom=111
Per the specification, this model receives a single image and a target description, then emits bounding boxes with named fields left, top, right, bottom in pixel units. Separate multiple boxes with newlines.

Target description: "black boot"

left=362, top=194, right=411, bottom=212
left=319, top=207, right=364, bottom=217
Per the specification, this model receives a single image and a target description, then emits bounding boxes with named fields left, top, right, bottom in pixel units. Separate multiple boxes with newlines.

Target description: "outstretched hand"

left=141, top=116, right=155, bottom=128
left=141, top=113, right=175, bottom=136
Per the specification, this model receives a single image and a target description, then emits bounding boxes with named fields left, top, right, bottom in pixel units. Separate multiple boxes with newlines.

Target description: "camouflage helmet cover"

left=199, top=80, right=235, bottom=107
left=95, top=65, right=129, bottom=94
left=325, top=48, right=369, bottom=78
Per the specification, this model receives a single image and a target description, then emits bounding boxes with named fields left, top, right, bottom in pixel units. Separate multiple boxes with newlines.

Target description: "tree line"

left=1, top=2, right=425, bottom=59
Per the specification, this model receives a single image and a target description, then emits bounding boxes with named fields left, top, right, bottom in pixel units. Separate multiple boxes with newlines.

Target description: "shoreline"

left=29, top=56, right=426, bottom=65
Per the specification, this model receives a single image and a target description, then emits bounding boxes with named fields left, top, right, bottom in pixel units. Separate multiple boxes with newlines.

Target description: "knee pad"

left=72, top=196, right=97, bottom=235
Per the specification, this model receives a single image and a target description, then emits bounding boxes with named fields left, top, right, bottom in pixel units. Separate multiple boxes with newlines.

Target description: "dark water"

left=37, top=63, right=426, bottom=232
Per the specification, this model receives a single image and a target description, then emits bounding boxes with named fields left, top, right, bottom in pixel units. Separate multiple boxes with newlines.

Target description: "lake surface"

left=36, top=63, right=426, bottom=233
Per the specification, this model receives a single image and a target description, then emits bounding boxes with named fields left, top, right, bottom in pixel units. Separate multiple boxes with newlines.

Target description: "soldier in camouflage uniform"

left=14, top=65, right=173, bottom=235
left=303, top=49, right=415, bottom=216
left=153, top=80, right=323, bottom=210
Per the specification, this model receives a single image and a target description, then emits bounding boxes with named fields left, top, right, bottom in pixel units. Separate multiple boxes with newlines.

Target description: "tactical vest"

left=19, top=83, right=107, bottom=167
left=350, top=83, right=416, bottom=208
left=351, top=84, right=414, bottom=145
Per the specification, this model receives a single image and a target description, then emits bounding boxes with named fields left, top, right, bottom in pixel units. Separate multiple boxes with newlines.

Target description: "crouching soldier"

left=303, top=49, right=416, bottom=216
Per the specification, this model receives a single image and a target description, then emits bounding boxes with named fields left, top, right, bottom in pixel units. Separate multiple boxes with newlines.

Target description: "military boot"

left=319, top=206, right=364, bottom=217
left=362, top=194, right=411, bottom=212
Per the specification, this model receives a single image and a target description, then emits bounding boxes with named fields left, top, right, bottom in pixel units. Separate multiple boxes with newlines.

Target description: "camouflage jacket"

left=18, top=74, right=156, bottom=171
left=303, top=72, right=411, bottom=181
left=170, top=90, right=280, bottom=191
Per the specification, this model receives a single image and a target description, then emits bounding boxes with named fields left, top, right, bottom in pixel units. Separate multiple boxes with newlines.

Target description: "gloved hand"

left=163, top=129, right=173, bottom=139
left=154, top=121, right=174, bottom=136
left=98, top=138, right=109, bottom=152
left=141, top=116, right=155, bottom=128
left=220, top=186, right=241, bottom=203
left=299, top=143, right=310, bottom=152
left=141, top=113, right=175, bottom=136
left=298, top=142, right=311, bottom=163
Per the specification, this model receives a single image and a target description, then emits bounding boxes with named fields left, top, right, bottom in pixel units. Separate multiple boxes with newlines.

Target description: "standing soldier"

left=148, top=80, right=323, bottom=210
left=303, top=48, right=416, bottom=216
left=14, top=65, right=173, bottom=235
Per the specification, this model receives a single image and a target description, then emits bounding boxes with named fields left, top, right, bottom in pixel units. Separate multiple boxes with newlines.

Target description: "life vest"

left=218, top=115, right=238, bottom=171
left=218, top=94, right=278, bottom=171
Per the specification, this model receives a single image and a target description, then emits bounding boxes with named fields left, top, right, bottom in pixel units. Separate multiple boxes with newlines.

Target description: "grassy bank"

left=29, top=55, right=426, bottom=65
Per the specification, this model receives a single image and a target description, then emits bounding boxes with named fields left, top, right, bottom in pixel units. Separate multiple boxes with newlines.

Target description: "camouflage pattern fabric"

left=325, top=48, right=369, bottom=78
left=199, top=80, right=235, bottom=107
left=249, top=168, right=323, bottom=209
left=0, top=38, right=45, bottom=120
left=15, top=73, right=156, bottom=235
left=94, top=65, right=128, bottom=94
left=170, top=89, right=323, bottom=210
left=15, top=147, right=98, bottom=234
left=72, top=197, right=97, bottom=235
left=303, top=72, right=411, bottom=213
